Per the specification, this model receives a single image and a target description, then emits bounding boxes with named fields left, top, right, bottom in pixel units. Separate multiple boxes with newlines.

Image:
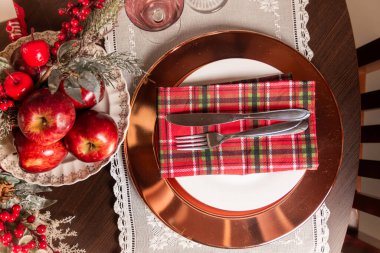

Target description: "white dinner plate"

left=176, top=58, right=306, bottom=211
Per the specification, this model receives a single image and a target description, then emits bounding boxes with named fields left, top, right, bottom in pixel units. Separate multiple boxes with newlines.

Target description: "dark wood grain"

left=0, top=0, right=359, bottom=252
left=307, top=1, right=360, bottom=253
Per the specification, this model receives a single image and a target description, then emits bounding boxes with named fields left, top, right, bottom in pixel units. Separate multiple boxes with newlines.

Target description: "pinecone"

left=0, top=181, right=15, bottom=203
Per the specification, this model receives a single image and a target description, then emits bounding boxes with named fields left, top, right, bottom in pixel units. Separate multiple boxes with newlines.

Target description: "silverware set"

left=166, top=109, right=310, bottom=150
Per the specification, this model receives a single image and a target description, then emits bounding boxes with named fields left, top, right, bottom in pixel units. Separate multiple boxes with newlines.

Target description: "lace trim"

left=111, top=146, right=136, bottom=253
left=292, top=0, right=314, bottom=60
left=313, top=203, right=331, bottom=253
left=145, top=208, right=201, bottom=250
left=142, top=206, right=330, bottom=251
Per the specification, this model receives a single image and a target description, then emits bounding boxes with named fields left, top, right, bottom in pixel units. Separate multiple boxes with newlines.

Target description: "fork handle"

left=236, top=109, right=310, bottom=121
left=225, top=120, right=307, bottom=140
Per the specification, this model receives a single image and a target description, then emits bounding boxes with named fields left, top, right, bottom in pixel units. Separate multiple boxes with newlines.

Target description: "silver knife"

left=166, top=109, right=310, bottom=126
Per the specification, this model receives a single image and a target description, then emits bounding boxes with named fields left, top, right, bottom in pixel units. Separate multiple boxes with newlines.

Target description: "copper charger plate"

left=125, top=30, right=343, bottom=248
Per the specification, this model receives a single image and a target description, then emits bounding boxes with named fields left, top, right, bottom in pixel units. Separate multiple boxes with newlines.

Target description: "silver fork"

left=175, top=120, right=309, bottom=150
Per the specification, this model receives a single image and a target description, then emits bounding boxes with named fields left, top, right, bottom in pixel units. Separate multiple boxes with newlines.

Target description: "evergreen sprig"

left=82, top=0, right=124, bottom=43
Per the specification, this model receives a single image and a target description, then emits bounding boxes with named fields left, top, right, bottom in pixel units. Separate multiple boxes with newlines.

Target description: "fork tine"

left=176, top=141, right=208, bottom=148
left=175, top=134, right=207, bottom=140
left=175, top=137, right=207, bottom=144
left=177, top=146, right=209, bottom=151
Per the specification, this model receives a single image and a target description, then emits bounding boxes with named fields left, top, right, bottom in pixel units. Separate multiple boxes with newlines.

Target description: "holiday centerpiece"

left=0, top=170, right=86, bottom=253
left=0, top=0, right=141, bottom=186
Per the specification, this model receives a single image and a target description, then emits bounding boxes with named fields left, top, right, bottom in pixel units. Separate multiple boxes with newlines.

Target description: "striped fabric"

left=157, top=79, right=318, bottom=178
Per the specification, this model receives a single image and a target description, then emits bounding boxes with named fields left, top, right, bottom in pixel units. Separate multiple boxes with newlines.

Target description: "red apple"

left=58, top=80, right=105, bottom=109
left=17, top=89, right=76, bottom=145
left=3, top=71, right=34, bottom=101
left=10, top=46, right=40, bottom=79
left=13, top=128, right=68, bottom=173
left=20, top=39, right=50, bottom=67
left=64, top=110, right=118, bottom=162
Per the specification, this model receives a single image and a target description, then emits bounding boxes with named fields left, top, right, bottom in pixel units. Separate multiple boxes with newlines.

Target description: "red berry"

left=8, top=214, right=17, bottom=222
left=78, top=26, right=83, bottom=32
left=0, top=222, right=4, bottom=232
left=0, top=102, right=8, bottom=111
left=6, top=100, right=15, bottom=108
left=0, top=211, right=10, bottom=222
left=82, top=8, right=91, bottom=15
left=58, top=8, right=66, bottom=16
left=36, top=224, right=46, bottom=234
left=67, top=2, right=74, bottom=8
left=51, top=47, right=58, bottom=56
left=82, top=0, right=90, bottom=6
left=2, top=232, right=12, bottom=243
left=54, top=41, right=62, bottom=49
left=78, top=14, right=87, bottom=21
left=39, top=235, right=46, bottom=242
left=12, top=204, right=22, bottom=213
left=20, top=246, right=28, bottom=253
left=17, top=223, right=25, bottom=230
left=58, top=32, right=66, bottom=41
left=14, top=229, right=24, bottom=238
left=38, top=241, right=47, bottom=249
left=28, top=240, right=36, bottom=248
left=12, top=245, right=21, bottom=253
left=60, top=28, right=67, bottom=35
left=63, top=22, right=71, bottom=29
left=27, top=215, right=35, bottom=223
left=71, top=19, right=79, bottom=27
left=72, top=7, right=80, bottom=15
left=70, top=27, right=79, bottom=34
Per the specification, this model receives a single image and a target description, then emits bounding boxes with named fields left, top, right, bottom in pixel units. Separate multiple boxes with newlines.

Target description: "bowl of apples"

left=0, top=31, right=130, bottom=186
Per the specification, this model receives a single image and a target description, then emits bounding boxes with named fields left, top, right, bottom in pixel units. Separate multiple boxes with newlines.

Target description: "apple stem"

left=87, top=142, right=96, bottom=151
left=40, top=117, right=48, bottom=127
left=30, top=27, right=35, bottom=41
left=4, top=70, right=19, bottom=84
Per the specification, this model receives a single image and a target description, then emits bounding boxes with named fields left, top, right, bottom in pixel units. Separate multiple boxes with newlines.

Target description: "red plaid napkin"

left=157, top=79, right=318, bottom=178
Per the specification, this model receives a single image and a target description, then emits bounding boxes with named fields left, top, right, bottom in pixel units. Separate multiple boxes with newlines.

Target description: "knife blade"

left=165, top=109, right=310, bottom=126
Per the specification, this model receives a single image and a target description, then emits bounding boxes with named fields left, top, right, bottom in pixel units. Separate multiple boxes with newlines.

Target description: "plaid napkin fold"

left=157, top=79, right=318, bottom=178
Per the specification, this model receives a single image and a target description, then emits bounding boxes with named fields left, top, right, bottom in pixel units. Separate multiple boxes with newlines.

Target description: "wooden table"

left=0, top=1, right=359, bottom=252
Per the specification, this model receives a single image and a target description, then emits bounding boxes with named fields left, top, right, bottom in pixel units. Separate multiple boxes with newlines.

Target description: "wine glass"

left=125, top=0, right=184, bottom=31
left=186, top=0, right=228, bottom=13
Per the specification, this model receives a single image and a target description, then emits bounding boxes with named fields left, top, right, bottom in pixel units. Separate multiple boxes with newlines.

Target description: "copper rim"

left=125, top=30, right=343, bottom=248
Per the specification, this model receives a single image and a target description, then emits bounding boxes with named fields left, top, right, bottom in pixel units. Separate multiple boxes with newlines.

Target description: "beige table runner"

left=106, top=1, right=330, bottom=252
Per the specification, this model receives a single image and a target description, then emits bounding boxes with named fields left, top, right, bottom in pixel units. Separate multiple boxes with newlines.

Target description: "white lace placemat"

left=106, top=1, right=330, bottom=252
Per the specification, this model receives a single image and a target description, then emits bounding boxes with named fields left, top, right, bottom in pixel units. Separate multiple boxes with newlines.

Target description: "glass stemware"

left=125, top=0, right=184, bottom=31
left=186, top=0, right=227, bottom=13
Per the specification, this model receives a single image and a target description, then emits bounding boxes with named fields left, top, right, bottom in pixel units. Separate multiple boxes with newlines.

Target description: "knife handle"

left=225, top=120, right=309, bottom=140
left=237, top=109, right=310, bottom=121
